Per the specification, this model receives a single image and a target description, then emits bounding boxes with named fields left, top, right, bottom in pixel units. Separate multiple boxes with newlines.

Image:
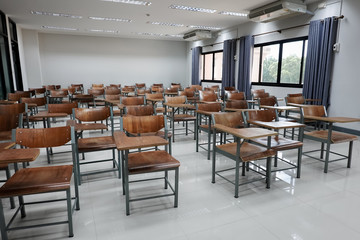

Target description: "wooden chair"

left=199, top=90, right=218, bottom=103
left=211, top=112, right=276, bottom=198
left=190, top=85, right=202, bottom=91
left=0, top=126, right=80, bottom=239
left=121, top=86, right=136, bottom=96
left=225, top=100, right=249, bottom=110
left=0, top=104, right=24, bottom=140
left=125, top=105, right=154, bottom=116
left=109, top=84, right=121, bottom=89
left=226, top=92, right=245, bottom=101
left=252, top=92, right=270, bottom=100
left=105, top=94, right=121, bottom=117
left=195, top=102, right=222, bottom=160
left=119, top=115, right=180, bottom=215
left=88, top=88, right=105, bottom=106
left=7, top=92, right=30, bottom=102
left=301, top=105, right=358, bottom=173
left=135, top=83, right=146, bottom=89
left=145, top=93, right=166, bottom=114
left=244, top=109, right=304, bottom=178
left=70, top=84, right=84, bottom=93
left=91, top=83, right=104, bottom=89
left=105, top=88, right=121, bottom=95
left=72, top=107, right=120, bottom=184
left=49, top=89, right=70, bottom=103
left=165, top=96, right=196, bottom=142
left=136, top=88, right=151, bottom=96
left=71, top=94, right=95, bottom=107
left=179, top=89, right=198, bottom=103
left=171, top=83, right=181, bottom=90
left=151, top=86, right=164, bottom=93
left=29, top=87, right=46, bottom=97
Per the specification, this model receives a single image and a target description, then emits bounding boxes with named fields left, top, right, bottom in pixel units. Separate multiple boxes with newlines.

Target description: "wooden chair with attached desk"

left=88, top=88, right=106, bottom=107
left=199, top=90, right=220, bottom=103
left=211, top=112, right=277, bottom=198
left=300, top=105, right=359, bottom=173
left=145, top=93, right=166, bottom=114
left=225, top=92, right=245, bottom=101
left=117, top=115, right=180, bottom=215
left=164, top=95, right=196, bottom=142
left=195, top=102, right=222, bottom=160
left=69, top=107, right=120, bottom=184
left=71, top=94, right=95, bottom=108
left=0, top=126, right=80, bottom=240
left=48, top=89, right=70, bottom=104
left=119, top=96, right=146, bottom=116
left=244, top=109, right=304, bottom=178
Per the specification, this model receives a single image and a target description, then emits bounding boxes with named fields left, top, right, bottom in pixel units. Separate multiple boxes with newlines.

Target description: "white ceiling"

left=0, top=0, right=320, bottom=40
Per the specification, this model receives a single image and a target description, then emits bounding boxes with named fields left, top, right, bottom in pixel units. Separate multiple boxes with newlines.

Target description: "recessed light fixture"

left=89, top=16, right=132, bottom=22
left=101, top=0, right=151, bottom=6
left=187, top=25, right=222, bottom=30
left=169, top=5, right=216, bottom=14
left=42, top=26, right=78, bottom=31
left=89, top=29, right=118, bottom=33
left=219, top=11, right=248, bottom=17
left=31, top=10, right=83, bottom=19
left=148, top=21, right=184, bottom=27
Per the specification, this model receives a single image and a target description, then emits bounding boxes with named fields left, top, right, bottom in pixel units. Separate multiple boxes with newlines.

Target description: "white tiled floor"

left=2, top=122, right=360, bottom=240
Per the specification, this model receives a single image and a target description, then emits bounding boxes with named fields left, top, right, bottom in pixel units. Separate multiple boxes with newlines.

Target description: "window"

left=9, top=19, right=23, bottom=91
left=200, top=51, right=223, bottom=82
left=252, top=37, right=308, bottom=87
left=0, top=10, right=14, bottom=100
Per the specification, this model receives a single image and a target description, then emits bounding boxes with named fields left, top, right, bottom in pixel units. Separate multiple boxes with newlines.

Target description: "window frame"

left=252, top=36, right=308, bottom=88
left=200, top=50, right=223, bottom=83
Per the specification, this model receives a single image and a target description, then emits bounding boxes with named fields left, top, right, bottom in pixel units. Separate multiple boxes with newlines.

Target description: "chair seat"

left=217, top=142, right=276, bottom=162
left=128, top=150, right=180, bottom=174
left=173, top=114, right=196, bottom=121
left=0, top=131, right=12, bottom=141
left=0, top=165, right=73, bottom=198
left=78, top=136, right=116, bottom=152
left=252, top=136, right=303, bottom=151
left=305, top=130, right=358, bottom=144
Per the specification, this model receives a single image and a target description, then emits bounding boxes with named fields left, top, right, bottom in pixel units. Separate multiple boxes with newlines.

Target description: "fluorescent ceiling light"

left=89, top=29, right=118, bottom=33
left=101, top=0, right=151, bottom=6
left=89, top=16, right=132, bottom=22
left=169, top=5, right=216, bottom=14
left=187, top=25, right=222, bottom=30
left=133, top=32, right=183, bottom=38
left=219, top=11, right=248, bottom=17
left=148, top=21, right=184, bottom=27
left=31, top=10, right=82, bottom=19
left=42, top=26, right=78, bottom=31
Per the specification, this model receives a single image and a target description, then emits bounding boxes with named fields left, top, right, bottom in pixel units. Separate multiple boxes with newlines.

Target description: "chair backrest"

left=152, top=83, right=163, bottom=88
left=197, top=102, right=222, bottom=112
left=165, top=95, right=186, bottom=104
left=125, top=105, right=154, bottom=116
left=287, top=93, right=303, bottom=97
left=190, top=85, right=202, bottom=91
left=29, top=87, right=46, bottom=95
left=71, top=84, right=83, bottom=91
left=67, top=87, right=77, bottom=94
left=253, top=92, right=269, bottom=99
left=92, top=84, right=104, bottom=89
left=88, top=88, right=105, bottom=96
left=15, top=91, right=32, bottom=98
left=146, top=93, right=163, bottom=100
left=110, top=84, right=121, bottom=88
left=246, top=109, right=277, bottom=123
left=0, top=103, right=24, bottom=131
left=199, top=90, right=217, bottom=102
left=258, top=96, right=277, bottom=106
left=15, top=126, right=71, bottom=148
left=212, top=112, right=244, bottom=128
left=251, top=89, right=265, bottom=94
left=122, top=86, right=135, bottom=92
left=151, top=86, right=164, bottom=93
left=44, top=85, right=56, bottom=91
left=74, top=107, right=111, bottom=122
left=20, top=97, right=46, bottom=107
left=171, top=83, right=181, bottom=88
left=301, top=105, right=326, bottom=117
left=48, top=102, right=78, bottom=114
left=137, top=89, right=151, bottom=95
left=286, top=96, right=305, bottom=105
left=227, top=92, right=245, bottom=101
left=179, top=89, right=195, bottom=98
left=122, top=115, right=165, bottom=134
left=135, top=83, right=146, bottom=89
left=224, top=86, right=236, bottom=91
left=8, top=92, right=28, bottom=101
left=225, top=100, right=248, bottom=109
left=105, top=88, right=121, bottom=95
left=165, top=87, right=178, bottom=93
left=0, top=102, right=26, bottom=115
left=50, top=89, right=69, bottom=97
left=121, top=96, right=145, bottom=106
left=105, top=94, right=120, bottom=101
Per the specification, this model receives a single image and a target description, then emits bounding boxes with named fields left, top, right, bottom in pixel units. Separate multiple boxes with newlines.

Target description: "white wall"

left=21, top=29, right=43, bottom=88
left=36, top=33, right=187, bottom=91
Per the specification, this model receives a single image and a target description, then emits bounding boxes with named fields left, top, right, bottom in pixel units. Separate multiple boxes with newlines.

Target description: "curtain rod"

left=198, top=15, right=344, bottom=49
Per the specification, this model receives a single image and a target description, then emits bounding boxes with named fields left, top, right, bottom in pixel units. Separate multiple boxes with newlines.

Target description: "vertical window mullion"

left=212, top=53, right=215, bottom=81
left=277, top=43, right=283, bottom=84
left=259, top=47, right=263, bottom=83
left=299, top=40, right=306, bottom=84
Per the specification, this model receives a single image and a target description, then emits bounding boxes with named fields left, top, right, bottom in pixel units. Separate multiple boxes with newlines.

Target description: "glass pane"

left=9, top=22, right=16, bottom=41
left=213, top=52, right=223, bottom=80
left=204, top=54, right=213, bottom=80
left=252, top=47, right=261, bottom=82
left=261, top=44, right=279, bottom=83
left=0, top=36, right=14, bottom=95
left=301, top=40, right=308, bottom=84
left=280, top=41, right=303, bottom=84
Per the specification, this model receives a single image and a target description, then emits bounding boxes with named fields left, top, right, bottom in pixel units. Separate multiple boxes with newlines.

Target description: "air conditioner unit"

left=249, top=0, right=307, bottom=23
left=183, top=30, right=212, bottom=41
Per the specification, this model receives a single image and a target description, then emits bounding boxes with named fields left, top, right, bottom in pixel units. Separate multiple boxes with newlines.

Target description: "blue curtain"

left=303, top=17, right=338, bottom=108
left=237, top=36, right=254, bottom=99
left=191, top=46, right=202, bottom=85
left=221, top=39, right=237, bottom=96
